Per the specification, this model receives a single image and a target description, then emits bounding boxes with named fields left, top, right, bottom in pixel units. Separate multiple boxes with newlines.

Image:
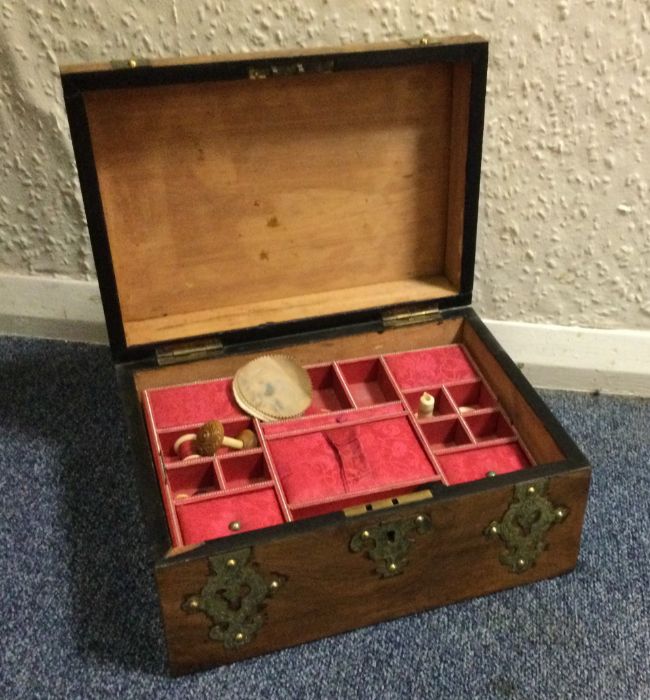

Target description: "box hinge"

left=155, top=338, right=224, bottom=367
left=381, top=306, right=443, bottom=329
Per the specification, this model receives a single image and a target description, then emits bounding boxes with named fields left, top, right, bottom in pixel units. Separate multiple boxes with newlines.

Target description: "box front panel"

left=156, top=467, right=589, bottom=674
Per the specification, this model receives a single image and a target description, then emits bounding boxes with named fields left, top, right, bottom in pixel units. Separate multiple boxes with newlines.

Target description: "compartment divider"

left=173, top=479, right=274, bottom=506
left=255, top=418, right=293, bottom=523
left=213, top=457, right=227, bottom=490
left=332, top=361, right=359, bottom=408
left=404, top=409, right=445, bottom=481
left=263, top=408, right=408, bottom=441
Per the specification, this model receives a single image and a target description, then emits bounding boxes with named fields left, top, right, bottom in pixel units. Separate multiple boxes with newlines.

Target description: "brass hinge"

left=110, top=57, right=152, bottom=70
left=155, top=338, right=224, bottom=366
left=381, top=306, right=442, bottom=329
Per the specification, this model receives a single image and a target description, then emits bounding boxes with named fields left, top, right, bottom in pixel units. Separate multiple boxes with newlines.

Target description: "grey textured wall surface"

left=0, top=1, right=648, bottom=329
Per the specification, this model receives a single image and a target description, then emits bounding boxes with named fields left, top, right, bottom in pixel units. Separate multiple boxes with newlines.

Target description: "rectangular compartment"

left=419, top=417, right=472, bottom=450
left=464, top=410, right=515, bottom=442
left=384, top=345, right=478, bottom=389
left=145, top=378, right=244, bottom=429
left=306, top=364, right=353, bottom=413
left=338, top=358, right=400, bottom=407
left=403, top=387, right=456, bottom=419
left=269, top=415, right=437, bottom=507
left=436, top=442, right=532, bottom=485
left=446, top=379, right=496, bottom=413
left=220, top=452, right=271, bottom=489
left=167, top=461, right=219, bottom=500
left=175, top=487, right=286, bottom=545
left=158, top=418, right=260, bottom=462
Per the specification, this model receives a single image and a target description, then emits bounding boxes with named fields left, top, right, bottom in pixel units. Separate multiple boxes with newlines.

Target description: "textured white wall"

left=0, top=1, right=648, bottom=329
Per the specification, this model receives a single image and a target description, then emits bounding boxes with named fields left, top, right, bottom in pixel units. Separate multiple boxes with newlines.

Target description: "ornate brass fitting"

left=182, top=548, right=285, bottom=648
left=485, top=479, right=569, bottom=573
left=350, top=513, right=432, bottom=578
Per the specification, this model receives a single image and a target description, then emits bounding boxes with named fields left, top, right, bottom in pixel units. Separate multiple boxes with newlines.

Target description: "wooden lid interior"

left=83, top=59, right=472, bottom=348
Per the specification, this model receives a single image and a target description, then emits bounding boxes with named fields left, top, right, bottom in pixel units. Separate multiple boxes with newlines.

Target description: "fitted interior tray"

left=135, top=313, right=566, bottom=549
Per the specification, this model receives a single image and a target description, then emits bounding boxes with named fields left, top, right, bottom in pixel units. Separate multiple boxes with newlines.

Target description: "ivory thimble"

left=417, top=392, right=435, bottom=418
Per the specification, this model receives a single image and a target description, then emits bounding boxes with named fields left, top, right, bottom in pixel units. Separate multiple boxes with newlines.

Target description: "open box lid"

left=61, top=36, right=487, bottom=363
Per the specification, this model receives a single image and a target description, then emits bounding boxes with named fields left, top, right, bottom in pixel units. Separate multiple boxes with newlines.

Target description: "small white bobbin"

left=173, top=432, right=199, bottom=460
left=417, top=392, right=435, bottom=418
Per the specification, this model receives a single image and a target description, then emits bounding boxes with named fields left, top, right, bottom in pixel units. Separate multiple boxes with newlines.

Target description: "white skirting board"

left=0, top=273, right=648, bottom=397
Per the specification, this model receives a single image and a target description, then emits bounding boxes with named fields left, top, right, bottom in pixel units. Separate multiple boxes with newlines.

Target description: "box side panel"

left=156, top=467, right=590, bottom=674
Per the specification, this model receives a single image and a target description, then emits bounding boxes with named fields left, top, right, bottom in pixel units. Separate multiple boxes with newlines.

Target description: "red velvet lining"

left=385, top=346, right=477, bottom=389
left=268, top=416, right=435, bottom=506
left=176, top=488, right=284, bottom=544
left=148, top=379, right=244, bottom=429
left=436, top=442, right=530, bottom=485
left=142, top=342, right=540, bottom=547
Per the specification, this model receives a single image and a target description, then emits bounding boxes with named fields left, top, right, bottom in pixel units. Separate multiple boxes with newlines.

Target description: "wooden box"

left=60, top=36, right=590, bottom=675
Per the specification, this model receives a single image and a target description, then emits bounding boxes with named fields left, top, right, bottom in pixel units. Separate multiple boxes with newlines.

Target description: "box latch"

left=381, top=306, right=443, bottom=329
left=155, top=338, right=224, bottom=366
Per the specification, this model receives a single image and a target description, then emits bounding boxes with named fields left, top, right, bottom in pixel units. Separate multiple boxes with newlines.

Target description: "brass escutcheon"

left=350, top=513, right=432, bottom=578
left=485, top=479, right=569, bottom=573
left=182, top=548, right=285, bottom=649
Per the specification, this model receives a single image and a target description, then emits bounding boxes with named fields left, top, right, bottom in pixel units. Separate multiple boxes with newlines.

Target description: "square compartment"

left=220, top=453, right=270, bottom=489
left=168, top=461, right=219, bottom=500
left=403, top=387, right=456, bottom=419
left=419, top=417, right=472, bottom=450
left=464, top=411, right=515, bottom=442
left=446, top=380, right=496, bottom=412
left=338, top=359, right=400, bottom=407
left=175, top=488, right=285, bottom=544
left=306, top=364, right=353, bottom=413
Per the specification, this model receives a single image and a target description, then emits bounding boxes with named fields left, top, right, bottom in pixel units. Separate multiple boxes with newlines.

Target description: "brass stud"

left=360, top=530, right=371, bottom=540
left=527, top=486, right=536, bottom=495
left=486, top=470, right=497, bottom=478
left=229, top=521, right=241, bottom=531
left=234, top=632, right=245, bottom=642
left=415, top=515, right=426, bottom=526
left=420, top=36, right=430, bottom=45
left=186, top=596, right=200, bottom=610
left=516, top=558, right=527, bottom=569
left=226, top=558, right=237, bottom=568
left=269, top=579, right=280, bottom=590
left=127, top=58, right=137, bottom=68
left=387, top=562, right=397, bottom=572
left=554, top=507, right=567, bottom=521
left=488, top=524, right=499, bottom=536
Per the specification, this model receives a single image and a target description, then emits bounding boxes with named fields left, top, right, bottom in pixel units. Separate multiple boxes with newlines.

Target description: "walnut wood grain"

left=156, top=468, right=590, bottom=674
left=82, top=59, right=470, bottom=347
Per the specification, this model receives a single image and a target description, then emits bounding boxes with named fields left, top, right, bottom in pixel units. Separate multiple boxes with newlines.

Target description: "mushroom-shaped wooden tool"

left=195, top=420, right=244, bottom=455
left=237, top=429, right=259, bottom=450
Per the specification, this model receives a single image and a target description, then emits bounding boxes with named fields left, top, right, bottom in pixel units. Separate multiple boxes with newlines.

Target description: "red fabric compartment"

left=338, top=359, right=400, bottom=407
left=436, top=442, right=530, bottom=485
left=446, top=379, right=496, bottom=412
left=269, top=415, right=435, bottom=506
left=420, top=417, right=472, bottom=450
left=176, top=488, right=285, bottom=545
left=305, top=364, right=353, bottom=413
left=464, top=410, right=514, bottom=442
left=384, top=345, right=477, bottom=389
left=403, top=387, right=456, bottom=418
left=168, top=460, right=219, bottom=499
left=220, top=453, right=270, bottom=489
left=146, top=379, right=244, bottom=429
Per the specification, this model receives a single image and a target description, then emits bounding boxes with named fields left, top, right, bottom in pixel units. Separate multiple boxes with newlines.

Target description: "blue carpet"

left=0, top=336, right=648, bottom=699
